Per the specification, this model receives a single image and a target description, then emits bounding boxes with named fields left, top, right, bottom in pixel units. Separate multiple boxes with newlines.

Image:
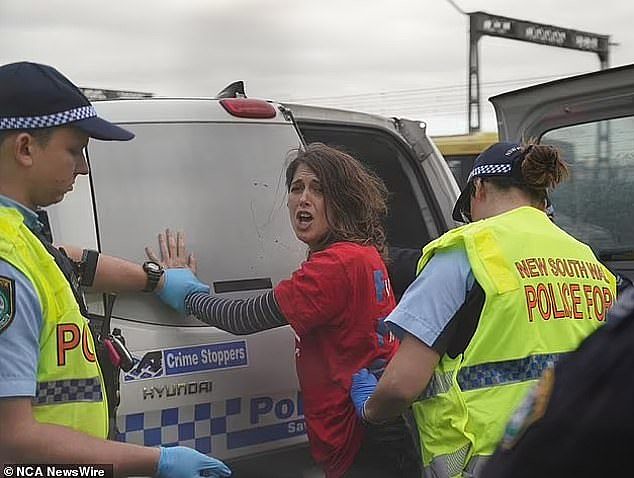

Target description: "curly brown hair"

left=285, top=143, right=389, bottom=258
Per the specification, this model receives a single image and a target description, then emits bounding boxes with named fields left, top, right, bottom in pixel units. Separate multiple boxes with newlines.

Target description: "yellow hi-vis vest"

left=412, top=206, right=616, bottom=478
left=0, top=207, right=108, bottom=438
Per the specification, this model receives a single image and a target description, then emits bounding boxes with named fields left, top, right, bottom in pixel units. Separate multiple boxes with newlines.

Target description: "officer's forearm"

left=364, top=333, right=439, bottom=423
left=10, top=424, right=158, bottom=476
left=22, top=424, right=160, bottom=476
left=60, top=245, right=148, bottom=293
left=91, top=253, right=148, bottom=293
left=364, top=385, right=413, bottom=423
left=0, top=401, right=159, bottom=476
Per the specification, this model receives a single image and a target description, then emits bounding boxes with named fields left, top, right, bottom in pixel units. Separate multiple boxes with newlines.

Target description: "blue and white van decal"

left=123, top=341, right=248, bottom=382
left=116, top=392, right=306, bottom=453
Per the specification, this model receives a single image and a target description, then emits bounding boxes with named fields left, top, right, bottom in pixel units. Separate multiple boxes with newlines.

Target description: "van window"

left=542, top=116, right=634, bottom=258
left=297, top=125, right=432, bottom=250
left=87, top=122, right=304, bottom=325
left=446, top=155, right=476, bottom=188
left=433, top=132, right=498, bottom=188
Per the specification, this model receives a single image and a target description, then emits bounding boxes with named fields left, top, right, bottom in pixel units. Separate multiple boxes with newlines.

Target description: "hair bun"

left=521, top=143, right=569, bottom=189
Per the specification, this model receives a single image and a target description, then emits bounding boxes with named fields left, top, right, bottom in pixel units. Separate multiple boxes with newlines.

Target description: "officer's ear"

left=14, top=132, right=36, bottom=168
left=473, top=178, right=487, bottom=200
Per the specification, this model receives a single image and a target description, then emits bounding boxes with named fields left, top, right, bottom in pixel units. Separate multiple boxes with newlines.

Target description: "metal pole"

left=596, top=45, right=611, bottom=180
left=468, top=16, right=481, bottom=133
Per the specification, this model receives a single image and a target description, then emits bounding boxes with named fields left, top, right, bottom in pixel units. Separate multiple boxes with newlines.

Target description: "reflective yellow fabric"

left=0, top=207, right=108, bottom=438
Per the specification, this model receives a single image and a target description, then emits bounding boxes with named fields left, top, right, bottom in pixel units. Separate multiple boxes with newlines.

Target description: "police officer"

left=349, top=142, right=617, bottom=477
left=0, top=62, right=230, bottom=478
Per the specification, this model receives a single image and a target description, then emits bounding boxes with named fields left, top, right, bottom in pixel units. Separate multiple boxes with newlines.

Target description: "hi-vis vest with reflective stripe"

left=412, top=206, right=615, bottom=478
left=0, top=207, right=108, bottom=438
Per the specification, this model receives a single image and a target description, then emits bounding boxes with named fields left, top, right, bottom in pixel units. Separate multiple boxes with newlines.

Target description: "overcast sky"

left=1, top=0, right=632, bottom=134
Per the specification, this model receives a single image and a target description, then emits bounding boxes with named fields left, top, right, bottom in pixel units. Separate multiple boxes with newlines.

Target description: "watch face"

left=143, top=261, right=164, bottom=292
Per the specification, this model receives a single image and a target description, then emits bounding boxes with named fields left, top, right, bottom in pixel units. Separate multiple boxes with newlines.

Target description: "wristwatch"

left=142, top=261, right=164, bottom=292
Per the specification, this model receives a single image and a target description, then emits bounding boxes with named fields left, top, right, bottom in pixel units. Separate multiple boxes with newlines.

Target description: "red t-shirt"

left=274, top=242, right=397, bottom=478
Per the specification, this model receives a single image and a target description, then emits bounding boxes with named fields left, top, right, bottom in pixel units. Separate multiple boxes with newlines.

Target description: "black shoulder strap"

left=34, top=232, right=89, bottom=317
left=432, top=281, right=486, bottom=359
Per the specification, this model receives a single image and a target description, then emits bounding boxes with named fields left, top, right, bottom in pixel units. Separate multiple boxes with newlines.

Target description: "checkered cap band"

left=0, top=105, right=96, bottom=130
left=467, top=163, right=512, bottom=183
left=33, top=377, right=103, bottom=405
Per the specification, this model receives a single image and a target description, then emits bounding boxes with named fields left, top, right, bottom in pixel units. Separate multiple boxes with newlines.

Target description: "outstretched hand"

left=146, top=229, right=209, bottom=314
left=156, top=446, right=231, bottom=478
left=146, top=229, right=197, bottom=272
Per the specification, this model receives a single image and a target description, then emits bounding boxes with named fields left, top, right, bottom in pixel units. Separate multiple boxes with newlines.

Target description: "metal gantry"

left=468, top=11, right=610, bottom=133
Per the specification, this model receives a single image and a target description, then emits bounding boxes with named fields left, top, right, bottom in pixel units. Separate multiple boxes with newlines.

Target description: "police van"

left=46, top=83, right=460, bottom=476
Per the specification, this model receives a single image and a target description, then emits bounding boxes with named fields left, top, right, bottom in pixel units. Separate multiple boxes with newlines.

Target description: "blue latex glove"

left=156, top=446, right=231, bottom=478
left=157, top=268, right=210, bottom=314
left=350, top=368, right=378, bottom=419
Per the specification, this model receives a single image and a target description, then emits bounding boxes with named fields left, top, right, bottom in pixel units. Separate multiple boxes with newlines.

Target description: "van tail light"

left=220, top=98, right=277, bottom=119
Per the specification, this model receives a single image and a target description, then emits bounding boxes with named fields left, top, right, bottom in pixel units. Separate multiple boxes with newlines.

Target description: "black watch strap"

left=142, top=261, right=164, bottom=292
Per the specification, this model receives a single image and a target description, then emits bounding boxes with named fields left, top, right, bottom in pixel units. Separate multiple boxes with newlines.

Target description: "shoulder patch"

left=0, top=276, right=16, bottom=335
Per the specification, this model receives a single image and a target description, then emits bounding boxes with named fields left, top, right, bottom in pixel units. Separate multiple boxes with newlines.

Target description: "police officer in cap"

left=0, top=62, right=230, bottom=477
left=349, top=141, right=616, bottom=477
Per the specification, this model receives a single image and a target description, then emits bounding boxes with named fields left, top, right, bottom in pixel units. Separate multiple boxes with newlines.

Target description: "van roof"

left=91, top=96, right=422, bottom=132
left=281, top=102, right=414, bottom=134
left=432, top=132, right=498, bottom=156
left=91, top=97, right=292, bottom=125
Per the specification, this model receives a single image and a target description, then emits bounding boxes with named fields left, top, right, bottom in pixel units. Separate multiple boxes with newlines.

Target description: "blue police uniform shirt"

left=0, top=195, right=45, bottom=398
left=386, top=247, right=475, bottom=347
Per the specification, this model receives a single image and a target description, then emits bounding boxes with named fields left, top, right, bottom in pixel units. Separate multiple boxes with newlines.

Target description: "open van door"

left=490, top=65, right=634, bottom=281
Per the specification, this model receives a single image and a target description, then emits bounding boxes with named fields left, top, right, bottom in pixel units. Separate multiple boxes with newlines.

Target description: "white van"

left=46, top=85, right=460, bottom=475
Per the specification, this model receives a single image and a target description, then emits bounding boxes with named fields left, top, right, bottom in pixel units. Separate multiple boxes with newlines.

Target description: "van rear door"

left=49, top=98, right=312, bottom=464
left=490, top=65, right=634, bottom=280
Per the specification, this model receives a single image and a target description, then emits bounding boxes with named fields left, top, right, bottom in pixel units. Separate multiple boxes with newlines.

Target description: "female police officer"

left=349, top=142, right=616, bottom=478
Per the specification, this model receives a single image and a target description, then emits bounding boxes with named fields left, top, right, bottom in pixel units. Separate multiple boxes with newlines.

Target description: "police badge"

left=0, top=276, right=16, bottom=335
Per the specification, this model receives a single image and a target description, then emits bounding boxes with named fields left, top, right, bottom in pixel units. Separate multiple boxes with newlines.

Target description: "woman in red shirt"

left=151, top=143, right=420, bottom=478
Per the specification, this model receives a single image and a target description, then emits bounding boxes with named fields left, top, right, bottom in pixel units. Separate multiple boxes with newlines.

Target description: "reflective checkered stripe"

left=33, top=377, right=103, bottom=406
left=421, top=353, right=563, bottom=400
left=419, top=371, right=453, bottom=400
left=467, top=163, right=512, bottom=183
left=116, top=395, right=306, bottom=456
left=0, top=105, right=96, bottom=130
left=459, top=353, right=561, bottom=391
left=423, top=448, right=489, bottom=478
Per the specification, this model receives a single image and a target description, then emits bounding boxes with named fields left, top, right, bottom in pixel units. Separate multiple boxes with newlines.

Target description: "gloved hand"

left=351, top=368, right=378, bottom=419
left=156, top=446, right=231, bottom=478
left=157, top=268, right=210, bottom=314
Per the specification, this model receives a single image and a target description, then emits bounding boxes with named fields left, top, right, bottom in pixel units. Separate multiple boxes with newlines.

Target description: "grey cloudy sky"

left=1, top=0, right=632, bottom=134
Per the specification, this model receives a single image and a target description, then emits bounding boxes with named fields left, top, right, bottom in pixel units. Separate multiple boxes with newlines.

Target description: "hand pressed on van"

left=146, top=228, right=197, bottom=271
left=146, top=229, right=208, bottom=314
